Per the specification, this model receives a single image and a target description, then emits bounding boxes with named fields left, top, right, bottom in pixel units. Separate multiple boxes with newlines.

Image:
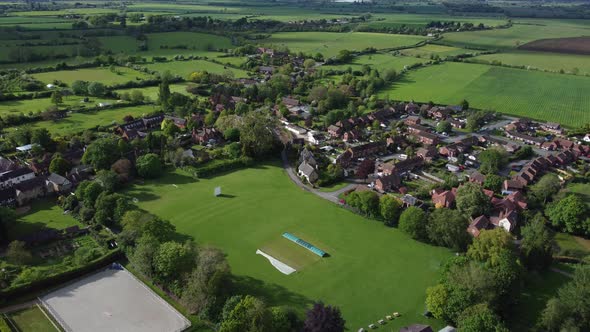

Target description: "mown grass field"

left=9, top=199, right=80, bottom=240
left=6, top=306, right=58, bottom=332
left=360, top=13, right=507, bottom=30
left=144, top=59, right=249, bottom=78
left=322, top=53, right=424, bottom=72
left=0, top=95, right=115, bottom=117
left=114, top=83, right=190, bottom=100
left=264, top=32, right=429, bottom=57
left=381, top=62, right=590, bottom=127
left=399, top=44, right=475, bottom=58
left=125, top=164, right=452, bottom=331
left=33, top=67, right=151, bottom=86
left=472, top=51, right=590, bottom=75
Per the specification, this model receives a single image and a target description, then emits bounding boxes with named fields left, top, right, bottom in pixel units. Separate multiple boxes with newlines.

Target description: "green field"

left=0, top=95, right=115, bottom=117
left=33, top=67, right=151, bottom=86
left=8, top=199, right=80, bottom=240
left=114, top=83, right=190, bottom=100
left=144, top=59, right=249, bottom=78
left=125, top=164, right=452, bottom=330
left=322, top=53, right=424, bottom=72
left=263, top=32, right=429, bottom=57
left=441, top=19, right=590, bottom=50
left=22, top=104, right=159, bottom=136
left=360, top=13, right=507, bottom=30
left=555, top=232, right=590, bottom=259
left=6, top=306, right=57, bottom=332
left=472, top=51, right=590, bottom=75
left=399, top=44, right=475, bottom=58
left=381, top=62, right=590, bottom=127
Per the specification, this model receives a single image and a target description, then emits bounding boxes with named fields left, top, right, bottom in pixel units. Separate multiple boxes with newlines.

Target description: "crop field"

left=359, top=13, right=507, bottom=30
left=22, top=104, right=159, bottom=136
left=263, top=32, right=429, bottom=57
left=472, top=50, right=590, bottom=74
left=322, top=53, right=424, bottom=72
left=144, top=59, right=249, bottom=78
left=399, top=44, right=475, bottom=58
left=519, top=36, right=590, bottom=55
left=33, top=67, right=152, bottom=86
left=380, top=62, right=590, bottom=127
left=125, top=164, right=452, bottom=331
left=441, top=19, right=590, bottom=49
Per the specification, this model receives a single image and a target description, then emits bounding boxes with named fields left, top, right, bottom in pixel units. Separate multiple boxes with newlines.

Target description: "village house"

left=381, top=156, right=424, bottom=177
left=431, top=188, right=456, bottom=208
left=540, top=122, right=564, bottom=135
left=505, top=130, right=545, bottom=146
left=375, top=174, right=400, bottom=192
left=193, top=127, right=223, bottom=145
left=347, top=141, right=386, bottom=160
left=412, top=131, right=440, bottom=146
left=14, top=176, right=46, bottom=206
left=469, top=171, right=486, bottom=186
left=306, top=131, right=323, bottom=145
left=406, top=123, right=431, bottom=134
left=416, top=146, right=438, bottom=162
left=46, top=173, right=72, bottom=194
left=404, top=116, right=421, bottom=126
left=449, top=118, right=465, bottom=129
left=468, top=215, right=490, bottom=237
left=0, top=187, right=16, bottom=207
left=0, top=157, right=16, bottom=173
left=0, top=167, right=36, bottom=189
left=298, top=162, right=318, bottom=183
left=164, top=115, right=188, bottom=129
left=328, top=125, right=343, bottom=138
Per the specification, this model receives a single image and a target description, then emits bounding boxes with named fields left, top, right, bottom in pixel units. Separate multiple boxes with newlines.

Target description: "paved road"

left=281, top=150, right=356, bottom=204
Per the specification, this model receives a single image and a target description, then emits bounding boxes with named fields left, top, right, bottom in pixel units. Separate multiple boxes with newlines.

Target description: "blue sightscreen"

left=282, top=232, right=327, bottom=257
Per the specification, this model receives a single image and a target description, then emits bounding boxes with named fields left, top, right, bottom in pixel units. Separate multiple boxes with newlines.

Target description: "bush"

left=190, top=157, right=253, bottom=178
left=136, top=153, right=162, bottom=179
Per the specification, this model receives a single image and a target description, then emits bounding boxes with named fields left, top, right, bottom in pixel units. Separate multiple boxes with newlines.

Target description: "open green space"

left=472, top=50, right=590, bottom=75
left=441, top=19, right=590, bottom=50
left=6, top=306, right=58, bottom=332
left=125, top=163, right=452, bottom=330
left=114, top=83, right=190, bottom=100
left=0, top=96, right=116, bottom=117
left=322, top=53, right=424, bottom=72
left=144, top=59, right=249, bottom=78
left=263, top=32, right=429, bottom=58
left=555, top=233, right=590, bottom=260
left=8, top=199, right=80, bottom=240
left=399, top=44, right=476, bottom=58
left=380, top=62, right=590, bottom=127
left=23, top=104, right=159, bottom=136
left=564, top=182, right=590, bottom=207
left=511, top=269, right=570, bottom=331
left=32, top=67, right=152, bottom=86
left=360, top=13, right=507, bottom=30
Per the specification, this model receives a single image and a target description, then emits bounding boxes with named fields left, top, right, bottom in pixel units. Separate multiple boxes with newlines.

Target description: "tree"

left=426, top=283, right=448, bottom=319
left=82, top=138, right=119, bottom=170
left=130, top=235, right=160, bottom=278
left=456, top=183, right=492, bottom=218
left=529, top=174, right=560, bottom=204
left=130, top=90, right=144, bottom=103
left=270, top=307, right=300, bottom=332
left=457, top=304, right=509, bottom=332
left=345, top=191, right=379, bottom=217
left=31, top=128, right=53, bottom=150
left=224, top=128, right=240, bottom=142
left=380, top=195, right=401, bottom=226
left=154, top=241, right=197, bottom=281
left=483, top=174, right=502, bottom=193
left=219, top=295, right=273, bottom=332
left=427, top=208, right=471, bottom=251
left=158, top=75, right=171, bottom=110
left=161, top=119, right=180, bottom=137
left=303, top=302, right=345, bottom=332
left=0, top=207, right=17, bottom=244
left=303, top=59, right=316, bottom=69
left=436, top=120, right=452, bottom=133
left=539, top=266, right=590, bottom=331
left=76, top=180, right=104, bottom=208
left=71, top=80, right=89, bottom=95
left=6, top=241, right=33, bottom=265
left=460, top=99, right=470, bottom=111
left=478, top=147, right=508, bottom=175
left=181, top=247, right=232, bottom=317
left=398, top=206, right=427, bottom=240
left=136, top=153, right=162, bottom=179
left=49, top=153, right=70, bottom=175
left=238, top=112, right=278, bottom=158
left=51, top=91, right=63, bottom=106
left=111, top=158, right=133, bottom=183
left=545, top=194, right=589, bottom=235
left=520, top=214, right=554, bottom=271
left=467, top=228, right=514, bottom=267
left=87, top=82, right=106, bottom=97
left=95, top=170, right=119, bottom=192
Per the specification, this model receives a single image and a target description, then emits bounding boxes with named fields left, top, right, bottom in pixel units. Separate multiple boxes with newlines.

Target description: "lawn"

left=0, top=95, right=115, bottom=117
left=263, top=32, right=429, bottom=58
left=7, top=199, right=80, bottom=240
left=6, top=306, right=58, bottom=332
left=114, top=83, right=191, bottom=101
left=565, top=182, right=590, bottom=207
left=144, top=59, right=249, bottom=79
left=380, top=62, right=590, bottom=127
left=555, top=232, right=590, bottom=260
left=32, top=67, right=152, bottom=86
left=472, top=50, right=590, bottom=75
left=125, top=163, right=452, bottom=330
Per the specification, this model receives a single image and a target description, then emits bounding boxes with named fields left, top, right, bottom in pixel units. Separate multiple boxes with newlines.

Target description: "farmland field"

left=399, top=44, right=475, bottom=58
left=125, top=164, right=452, bottom=331
left=33, top=67, right=151, bottom=86
left=360, top=13, right=507, bottom=30
left=0, top=96, right=115, bottom=117
left=472, top=50, right=590, bottom=75
left=519, top=36, right=590, bottom=55
left=263, top=32, right=429, bottom=57
left=144, top=59, right=249, bottom=78
left=322, top=52, right=424, bottom=72
left=380, top=62, right=590, bottom=127
left=114, top=83, right=191, bottom=100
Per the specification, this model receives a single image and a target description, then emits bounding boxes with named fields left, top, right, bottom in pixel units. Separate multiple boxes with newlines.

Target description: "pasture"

left=359, top=13, right=507, bottom=30
left=472, top=51, right=590, bottom=75
left=114, top=83, right=191, bottom=100
left=0, top=96, right=115, bottom=117
left=322, top=53, right=424, bottom=72
left=125, top=164, right=452, bottom=330
left=32, top=67, right=151, bottom=86
left=381, top=62, right=590, bottom=127
left=263, top=32, right=428, bottom=57
left=399, top=44, right=475, bottom=58
left=144, top=59, right=249, bottom=78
